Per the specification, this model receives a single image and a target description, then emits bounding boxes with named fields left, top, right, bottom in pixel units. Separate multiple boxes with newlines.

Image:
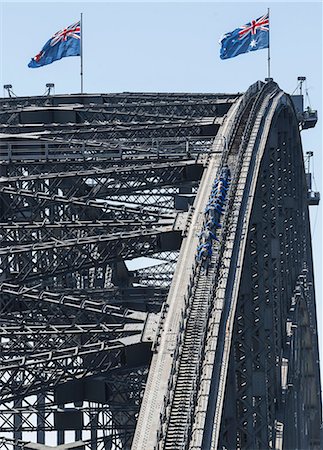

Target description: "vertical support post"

left=267, top=8, right=271, bottom=79
left=14, top=395, right=22, bottom=450
left=58, top=429, right=65, bottom=445
left=91, top=410, right=98, bottom=450
left=80, top=13, right=83, bottom=94
left=75, top=428, right=82, bottom=442
left=37, top=393, right=46, bottom=444
left=57, top=404, right=64, bottom=446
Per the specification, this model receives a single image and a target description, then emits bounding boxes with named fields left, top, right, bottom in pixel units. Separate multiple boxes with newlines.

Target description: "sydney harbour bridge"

left=0, top=80, right=321, bottom=449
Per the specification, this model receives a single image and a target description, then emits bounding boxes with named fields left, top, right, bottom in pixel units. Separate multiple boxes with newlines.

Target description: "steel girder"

left=151, top=81, right=276, bottom=450
left=0, top=105, right=228, bottom=126
left=0, top=90, right=233, bottom=449
left=0, top=280, right=152, bottom=405
left=214, top=95, right=322, bottom=449
left=0, top=186, right=178, bottom=220
left=0, top=118, right=222, bottom=141
left=0, top=86, right=321, bottom=450
left=132, top=82, right=322, bottom=450
left=0, top=365, right=149, bottom=450
left=131, top=81, right=263, bottom=449
left=0, top=93, right=240, bottom=112
left=0, top=159, right=203, bottom=210
left=0, top=223, right=181, bottom=283
left=1, top=139, right=213, bottom=171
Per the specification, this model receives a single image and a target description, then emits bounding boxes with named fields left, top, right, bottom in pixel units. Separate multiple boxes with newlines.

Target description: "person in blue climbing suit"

left=199, top=226, right=217, bottom=243
left=211, top=190, right=226, bottom=203
left=196, top=241, right=212, bottom=262
left=215, top=181, right=229, bottom=193
left=205, top=218, right=221, bottom=235
left=221, top=167, right=231, bottom=180
left=205, top=202, right=224, bottom=219
left=196, top=241, right=212, bottom=273
left=195, top=166, right=231, bottom=272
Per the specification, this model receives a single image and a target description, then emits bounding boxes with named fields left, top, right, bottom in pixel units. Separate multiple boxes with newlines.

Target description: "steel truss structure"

left=0, top=82, right=321, bottom=450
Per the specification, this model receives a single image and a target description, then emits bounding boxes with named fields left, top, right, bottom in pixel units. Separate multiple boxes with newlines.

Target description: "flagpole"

left=267, top=7, right=271, bottom=79
left=80, top=12, right=83, bottom=93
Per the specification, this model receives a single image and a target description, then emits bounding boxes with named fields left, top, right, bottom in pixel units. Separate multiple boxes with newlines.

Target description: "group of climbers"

left=196, top=166, right=231, bottom=271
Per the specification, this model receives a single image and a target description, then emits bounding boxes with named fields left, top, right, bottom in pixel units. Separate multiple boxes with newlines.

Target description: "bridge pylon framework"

left=0, top=81, right=321, bottom=450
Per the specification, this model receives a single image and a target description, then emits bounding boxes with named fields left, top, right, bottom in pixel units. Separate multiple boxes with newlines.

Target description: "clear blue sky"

left=0, top=0, right=322, bottom=372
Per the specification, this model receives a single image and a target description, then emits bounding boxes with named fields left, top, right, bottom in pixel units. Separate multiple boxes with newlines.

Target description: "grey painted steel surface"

left=131, top=99, right=241, bottom=449
left=0, top=91, right=238, bottom=450
left=134, top=82, right=322, bottom=449
left=0, top=86, right=321, bottom=450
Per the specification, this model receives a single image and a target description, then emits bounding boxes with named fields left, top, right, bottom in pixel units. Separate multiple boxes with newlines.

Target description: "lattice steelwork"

left=0, top=83, right=321, bottom=450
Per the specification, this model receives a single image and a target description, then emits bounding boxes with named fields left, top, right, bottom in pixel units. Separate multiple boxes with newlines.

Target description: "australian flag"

left=28, top=21, right=81, bottom=68
left=220, top=13, right=269, bottom=60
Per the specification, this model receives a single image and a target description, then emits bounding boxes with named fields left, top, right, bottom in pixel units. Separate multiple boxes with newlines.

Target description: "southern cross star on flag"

left=220, top=13, right=269, bottom=60
left=28, top=21, right=81, bottom=68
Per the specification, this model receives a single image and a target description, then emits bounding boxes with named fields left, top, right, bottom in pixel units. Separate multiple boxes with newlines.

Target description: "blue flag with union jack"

left=220, top=13, right=269, bottom=60
left=28, top=21, right=81, bottom=68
